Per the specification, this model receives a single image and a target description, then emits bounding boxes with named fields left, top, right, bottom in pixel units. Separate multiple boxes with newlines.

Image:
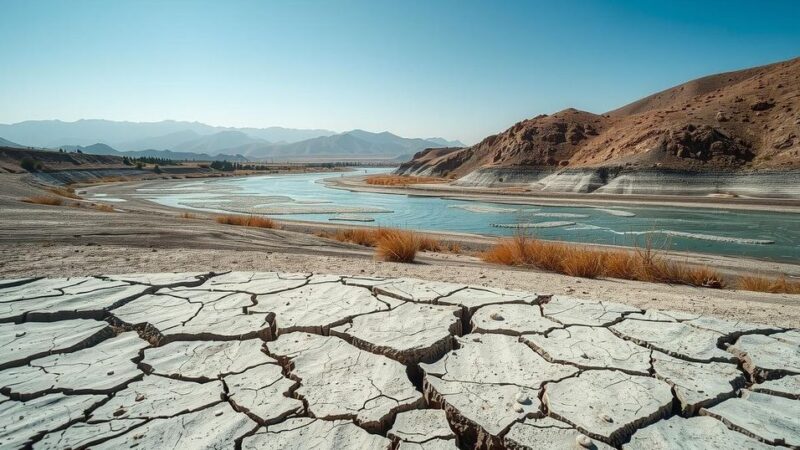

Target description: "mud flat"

left=1, top=272, right=797, bottom=449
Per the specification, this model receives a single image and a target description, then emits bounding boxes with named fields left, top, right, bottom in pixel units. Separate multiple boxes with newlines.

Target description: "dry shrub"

left=91, top=203, right=115, bottom=212
left=22, top=196, right=63, bottom=206
left=418, top=236, right=443, bottom=252
left=375, top=229, right=419, bottom=263
left=560, top=248, right=605, bottom=278
left=319, top=226, right=442, bottom=261
left=324, top=227, right=442, bottom=252
left=216, top=214, right=277, bottom=229
left=47, top=187, right=81, bottom=199
left=333, top=228, right=383, bottom=246
left=481, top=234, right=724, bottom=288
left=737, top=274, right=800, bottom=294
left=179, top=212, right=196, bottom=219
left=364, top=175, right=447, bottom=186
left=447, top=242, right=462, bottom=254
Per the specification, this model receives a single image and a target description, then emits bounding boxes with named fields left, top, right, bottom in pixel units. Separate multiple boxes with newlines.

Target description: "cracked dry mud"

left=0, top=272, right=798, bottom=449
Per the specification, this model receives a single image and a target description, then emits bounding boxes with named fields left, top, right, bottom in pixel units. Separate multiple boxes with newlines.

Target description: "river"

left=131, top=168, right=800, bottom=263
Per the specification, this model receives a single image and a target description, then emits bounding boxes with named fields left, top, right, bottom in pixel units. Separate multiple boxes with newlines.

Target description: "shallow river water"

left=135, top=168, right=800, bottom=263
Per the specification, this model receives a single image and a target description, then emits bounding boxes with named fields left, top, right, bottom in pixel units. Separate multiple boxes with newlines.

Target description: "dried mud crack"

left=0, top=272, right=798, bottom=449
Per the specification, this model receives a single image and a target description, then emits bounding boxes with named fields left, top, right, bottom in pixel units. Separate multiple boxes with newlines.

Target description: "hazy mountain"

left=230, top=130, right=457, bottom=160
left=0, top=119, right=462, bottom=161
left=172, top=130, right=267, bottom=154
left=0, top=119, right=336, bottom=149
left=234, top=126, right=335, bottom=143
left=425, top=137, right=466, bottom=147
left=0, top=137, right=24, bottom=148
left=116, top=130, right=202, bottom=152
left=60, top=143, right=248, bottom=162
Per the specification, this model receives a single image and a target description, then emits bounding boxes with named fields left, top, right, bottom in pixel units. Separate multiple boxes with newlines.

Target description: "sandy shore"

left=1, top=172, right=798, bottom=327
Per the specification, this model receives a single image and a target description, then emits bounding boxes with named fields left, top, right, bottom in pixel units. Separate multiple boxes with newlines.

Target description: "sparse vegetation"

left=316, top=227, right=455, bottom=263
left=179, top=212, right=197, bottom=219
left=737, top=274, right=800, bottom=294
left=216, top=214, right=278, bottom=229
left=46, top=187, right=81, bottom=199
left=481, top=234, right=725, bottom=288
left=364, top=175, right=447, bottom=186
left=20, top=157, right=43, bottom=172
left=319, top=227, right=447, bottom=253
left=374, top=228, right=420, bottom=263
left=91, top=203, right=116, bottom=212
left=22, top=196, right=64, bottom=206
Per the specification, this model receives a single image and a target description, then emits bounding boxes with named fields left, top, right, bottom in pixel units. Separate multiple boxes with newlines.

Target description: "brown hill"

left=399, top=57, right=800, bottom=178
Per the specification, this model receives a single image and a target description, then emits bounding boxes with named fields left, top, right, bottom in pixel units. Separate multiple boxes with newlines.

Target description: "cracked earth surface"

left=0, top=272, right=798, bottom=449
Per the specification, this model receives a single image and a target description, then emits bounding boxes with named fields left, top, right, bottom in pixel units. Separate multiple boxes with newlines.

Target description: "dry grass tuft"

left=481, top=234, right=725, bottom=288
left=364, top=175, right=447, bottom=186
left=737, top=274, right=800, bottom=294
left=179, top=212, right=197, bottom=219
left=418, top=236, right=444, bottom=252
left=322, top=227, right=443, bottom=253
left=331, top=228, right=383, bottom=247
left=216, top=214, right=277, bottom=229
left=47, top=187, right=81, bottom=199
left=90, top=203, right=116, bottom=212
left=375, top=229, right=420, bottom=263
left=447, top=242, right=462, bottom=254
left=22, top=196, right=64, bottom=206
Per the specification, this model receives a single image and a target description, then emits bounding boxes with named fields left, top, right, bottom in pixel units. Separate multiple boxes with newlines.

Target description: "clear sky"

left=1, top=0, right=798, bottom=144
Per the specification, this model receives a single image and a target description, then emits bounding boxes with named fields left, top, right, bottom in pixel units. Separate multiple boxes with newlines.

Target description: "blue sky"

left=1, top=1, right=798, bottom=144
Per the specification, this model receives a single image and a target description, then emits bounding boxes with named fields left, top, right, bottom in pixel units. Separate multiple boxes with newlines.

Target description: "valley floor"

left=0, top=172, right=798, bottom=327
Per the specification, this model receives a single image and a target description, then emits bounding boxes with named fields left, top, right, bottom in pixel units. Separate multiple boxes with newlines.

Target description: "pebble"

left=490, top=312, right=504, bottom=321
left=576, top=434, right=593, bottom=448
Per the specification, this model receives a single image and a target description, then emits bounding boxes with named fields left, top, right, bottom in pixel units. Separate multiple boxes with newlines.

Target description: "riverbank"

left=1, top=172, right=798, bottom=324
left=326, top=174, right=800, bottom=213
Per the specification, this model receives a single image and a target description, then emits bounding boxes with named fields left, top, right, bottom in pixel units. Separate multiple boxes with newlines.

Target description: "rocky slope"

left=398, top=57, right=800, bottom=195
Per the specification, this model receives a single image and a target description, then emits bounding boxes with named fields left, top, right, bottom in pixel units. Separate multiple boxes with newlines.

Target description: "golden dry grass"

left=418, top=235, right=444, bottom=252
left=447, top=242, right=462, bottom=254
left=216, top=214, right=277, bottom=229
left=317, top=227, right=453, bottom=262
left=481, top=235, right=725, bottom=288
left=90, top=203, right=116, bottom=212
left=46, top=187, right=81, bottom=199
left=321, top=227, right=446, bottom=252
left=736, top=274, right=800, bottom=294
left=22, top=196, right=64, bottom=206
left=330, top=228, right=384, bottom=247
left=179, top=212, right=197, bottom=219
left=374, top=228, right=419, bottom=263
left=364, top=175, right=447, bottom=186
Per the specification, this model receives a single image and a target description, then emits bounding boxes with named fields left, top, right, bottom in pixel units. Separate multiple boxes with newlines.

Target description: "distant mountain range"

left=58, top=143, right=249, bottom=162
left=0, top=137, right=24, bottom=148
left=0, top=119, right=464, bottom=161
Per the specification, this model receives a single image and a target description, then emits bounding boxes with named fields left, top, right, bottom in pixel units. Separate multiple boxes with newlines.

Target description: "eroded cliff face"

left=397, top=57, right=800, bottom=192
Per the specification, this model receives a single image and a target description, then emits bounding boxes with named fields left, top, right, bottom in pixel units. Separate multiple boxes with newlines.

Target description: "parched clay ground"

left=1, top=272, right=798, bottom=449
